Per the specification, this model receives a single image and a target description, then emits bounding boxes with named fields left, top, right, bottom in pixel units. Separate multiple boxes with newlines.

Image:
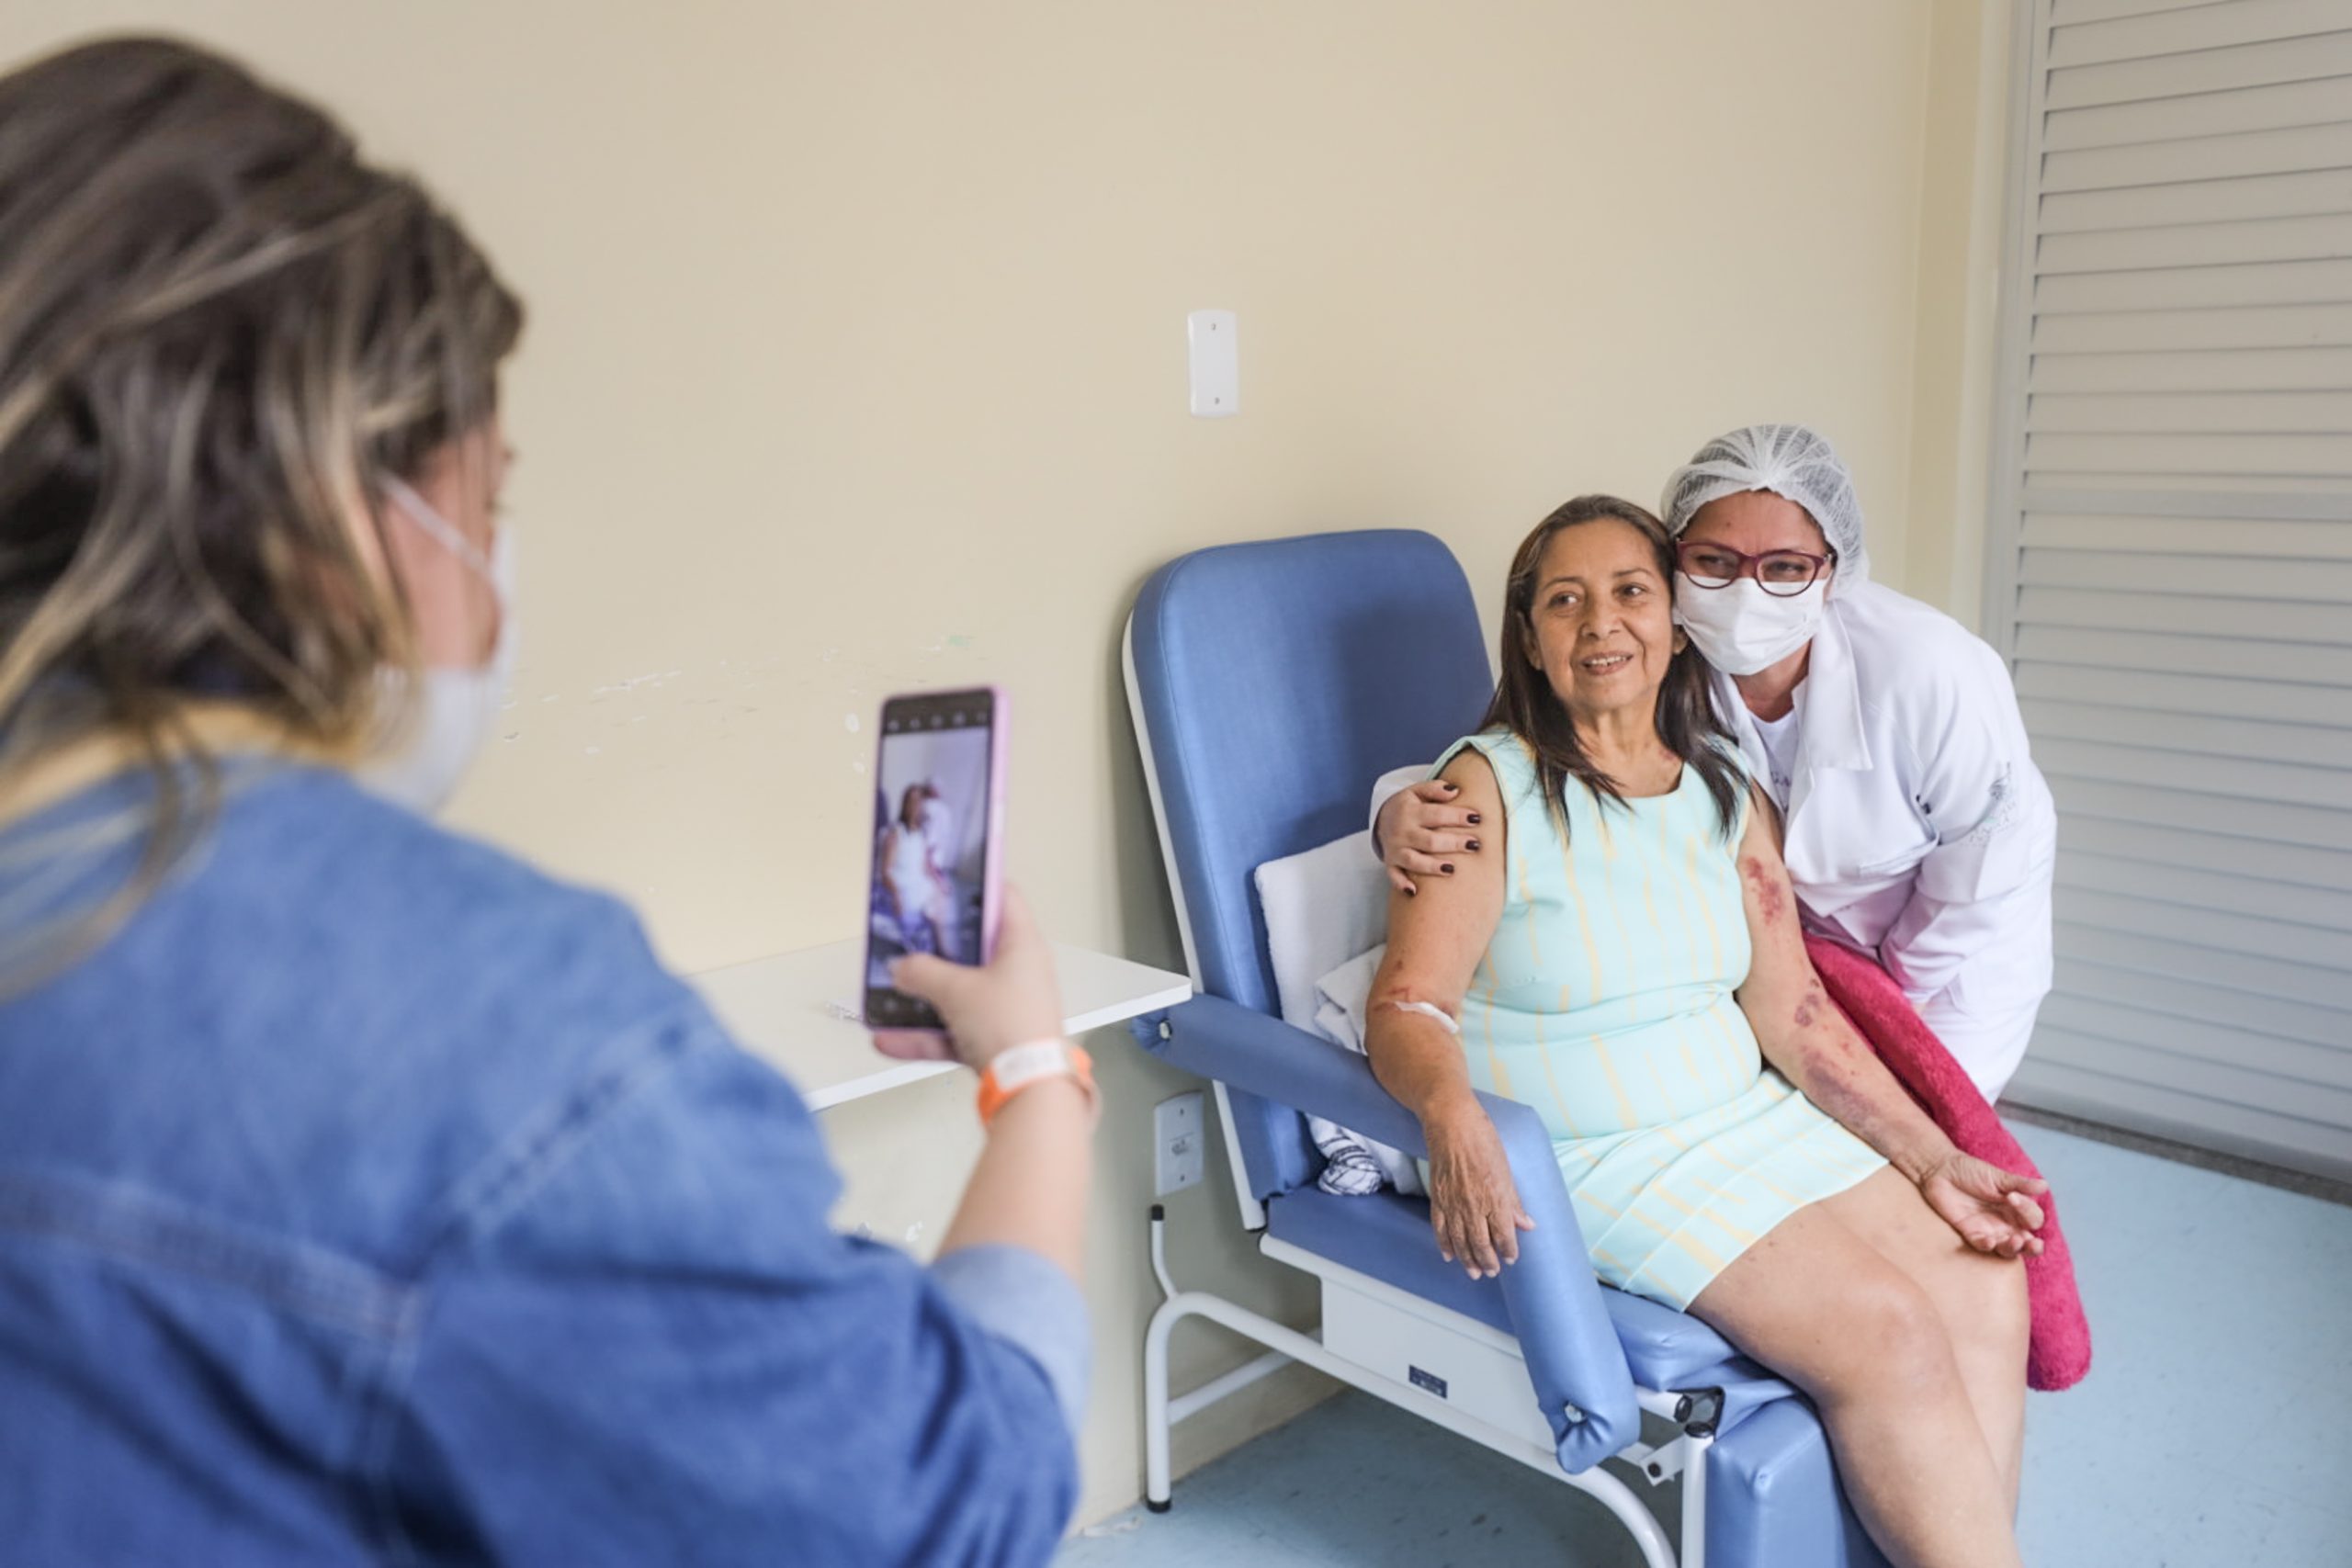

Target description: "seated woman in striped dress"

left=1366, top=494, right=2043, bottom=1568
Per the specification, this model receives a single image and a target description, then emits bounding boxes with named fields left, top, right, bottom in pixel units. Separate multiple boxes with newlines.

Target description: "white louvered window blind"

left=1984, top=0, right=2352, bottom=1181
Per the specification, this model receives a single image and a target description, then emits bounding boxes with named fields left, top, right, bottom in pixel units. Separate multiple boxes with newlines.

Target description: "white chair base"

left=1140, top=1208, right=1713, bottom=1568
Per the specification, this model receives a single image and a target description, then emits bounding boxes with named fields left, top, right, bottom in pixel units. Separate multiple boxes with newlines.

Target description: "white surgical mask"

left=359, top=477, right=517, bottom=816
left=1672, top=575, right=1825, bottom=677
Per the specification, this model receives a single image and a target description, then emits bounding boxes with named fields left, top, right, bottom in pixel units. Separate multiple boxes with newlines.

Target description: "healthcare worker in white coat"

left=1374, top=424, right=2056, bottom=1100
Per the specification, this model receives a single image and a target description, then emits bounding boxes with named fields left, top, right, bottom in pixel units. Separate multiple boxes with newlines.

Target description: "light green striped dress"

left=1438, top=729, right=1883, bottom=1312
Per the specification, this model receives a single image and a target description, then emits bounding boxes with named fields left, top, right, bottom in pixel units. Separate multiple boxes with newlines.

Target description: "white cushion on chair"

left=1254, top=830, right=1390, bottom=1032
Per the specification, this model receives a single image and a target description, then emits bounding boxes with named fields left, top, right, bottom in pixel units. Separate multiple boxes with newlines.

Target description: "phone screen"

left=865, top=689, right=997, bottom=1031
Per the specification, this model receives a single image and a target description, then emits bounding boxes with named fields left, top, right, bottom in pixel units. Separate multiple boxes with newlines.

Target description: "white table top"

left=689, top=939, right=1193, bottom=1111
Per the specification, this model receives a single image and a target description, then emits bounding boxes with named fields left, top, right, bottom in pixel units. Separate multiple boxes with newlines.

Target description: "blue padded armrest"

left=1143, top=994, right=1638, bottom=1472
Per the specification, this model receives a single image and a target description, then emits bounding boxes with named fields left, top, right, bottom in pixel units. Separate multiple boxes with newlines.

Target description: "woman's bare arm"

left=1732, top=790, right=2046, bottom=1255
left=1365, top=749, right=1529, bottom=1277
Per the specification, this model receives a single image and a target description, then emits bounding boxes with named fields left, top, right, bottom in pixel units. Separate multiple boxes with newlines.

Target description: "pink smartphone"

left=863, top=685, right=1008, bottom=1054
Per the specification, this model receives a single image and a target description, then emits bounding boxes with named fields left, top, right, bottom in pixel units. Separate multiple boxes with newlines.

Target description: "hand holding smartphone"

left=864, top=687, right=1007, bottom=1060
left=879, top=886, right=1063, bottom=1071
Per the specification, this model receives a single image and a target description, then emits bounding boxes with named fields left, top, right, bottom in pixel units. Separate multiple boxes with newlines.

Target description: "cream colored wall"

left=5, top=0, right=1956, bottom=1529
left=1903, top=0, right=2015, bottom=628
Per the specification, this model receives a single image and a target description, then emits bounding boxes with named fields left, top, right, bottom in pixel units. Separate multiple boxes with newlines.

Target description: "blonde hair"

left=0, top=37, right=523, bottom=980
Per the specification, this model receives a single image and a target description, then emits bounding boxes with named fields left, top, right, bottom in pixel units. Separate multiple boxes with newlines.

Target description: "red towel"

left=1804, top=934, right=2091, bottom=1393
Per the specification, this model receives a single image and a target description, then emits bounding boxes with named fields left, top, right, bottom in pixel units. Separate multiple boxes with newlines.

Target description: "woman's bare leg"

left=1688, top=1189, right=2025, bottom=1568
left=1821, top=1167, right=2031, bottom=1506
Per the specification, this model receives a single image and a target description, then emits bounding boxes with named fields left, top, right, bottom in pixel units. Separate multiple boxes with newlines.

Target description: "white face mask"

left=358, top=478, right=517, bottom=816
left=1672, top=575, right=1825, bottom=677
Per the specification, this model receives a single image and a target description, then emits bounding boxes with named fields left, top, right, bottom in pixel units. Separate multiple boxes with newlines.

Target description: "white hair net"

left=1660, top=423, right=1870, bottom=591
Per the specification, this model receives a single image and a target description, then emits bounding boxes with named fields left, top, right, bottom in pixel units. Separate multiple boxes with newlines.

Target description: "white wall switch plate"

left=1187, top=310, right=1238, bottom=417
left=1154, top=1091, right=1206, bottom=1194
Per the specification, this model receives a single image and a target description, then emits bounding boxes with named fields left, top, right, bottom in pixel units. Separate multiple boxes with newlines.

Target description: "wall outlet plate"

left=1154, top=1091, right=1206, bottom=1195
left=1186, top=310, right=1238, bottom=417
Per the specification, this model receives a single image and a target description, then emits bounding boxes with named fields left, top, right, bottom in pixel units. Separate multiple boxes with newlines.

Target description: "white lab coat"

left=1372, top=580, right=2055, bottom=1100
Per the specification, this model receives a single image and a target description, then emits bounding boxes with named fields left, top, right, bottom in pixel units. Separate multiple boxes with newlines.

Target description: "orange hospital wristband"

left=976, top=1039, right=1096, bottom=1126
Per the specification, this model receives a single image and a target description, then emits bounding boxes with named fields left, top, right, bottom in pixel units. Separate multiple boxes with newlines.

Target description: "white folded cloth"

left=1305, top=944, right=1423, bottom=1196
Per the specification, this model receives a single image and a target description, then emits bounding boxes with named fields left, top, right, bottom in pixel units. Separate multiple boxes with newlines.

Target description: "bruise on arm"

left=1366, top=749, right=1508, bottom=1122
left=1732, top=789, right=1950, bottom=1181
left=1740, top=852, right=1789, bottom=929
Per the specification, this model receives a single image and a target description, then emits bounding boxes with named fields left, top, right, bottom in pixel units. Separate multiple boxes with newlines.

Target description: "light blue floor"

left=1061, top=1125, right=2352, bottom=1567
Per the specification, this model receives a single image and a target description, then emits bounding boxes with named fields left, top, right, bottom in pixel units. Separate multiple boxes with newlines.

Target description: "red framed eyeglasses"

left=1675, top=541, right=1832, bottom=597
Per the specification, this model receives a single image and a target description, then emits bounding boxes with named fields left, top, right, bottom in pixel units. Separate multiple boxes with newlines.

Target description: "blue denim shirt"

left=0, top=765, right=1082, bottom=1565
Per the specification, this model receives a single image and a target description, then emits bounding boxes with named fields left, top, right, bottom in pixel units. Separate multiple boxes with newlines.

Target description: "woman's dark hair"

left=1480, top=494, right=1743, bottom=840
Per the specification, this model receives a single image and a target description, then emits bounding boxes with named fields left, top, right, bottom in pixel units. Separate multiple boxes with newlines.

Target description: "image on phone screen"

left=865, top=696, right=993, bottom=1003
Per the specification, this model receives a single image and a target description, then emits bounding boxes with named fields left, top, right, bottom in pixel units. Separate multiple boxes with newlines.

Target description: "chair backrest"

left=1125, top=529, right=1494, bottom=1202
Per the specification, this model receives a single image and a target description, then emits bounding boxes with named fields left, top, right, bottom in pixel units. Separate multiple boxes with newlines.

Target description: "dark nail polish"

left=1466, top=839, right=1482, bottom=852
left=1468, top=812, right=1482, bottom=825
left=1442, top=863, right=1455, bottom=874
left=1403, top=886, right=1417, bottom=897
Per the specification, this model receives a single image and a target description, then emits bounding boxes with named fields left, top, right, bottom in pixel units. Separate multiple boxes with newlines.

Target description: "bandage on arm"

left=1378, top=998, right=1461, bottom=1036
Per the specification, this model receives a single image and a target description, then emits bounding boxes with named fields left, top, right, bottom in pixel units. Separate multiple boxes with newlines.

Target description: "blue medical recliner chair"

left=1123, top=529, right=1889, bottom=1568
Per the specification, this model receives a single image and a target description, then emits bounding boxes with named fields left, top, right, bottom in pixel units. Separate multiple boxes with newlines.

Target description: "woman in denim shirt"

left=0, top=38, right=1093, bottom=1566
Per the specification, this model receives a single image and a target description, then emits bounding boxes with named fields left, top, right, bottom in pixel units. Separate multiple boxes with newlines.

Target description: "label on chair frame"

left=1408, top=1365, right=1448, bottom=1399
